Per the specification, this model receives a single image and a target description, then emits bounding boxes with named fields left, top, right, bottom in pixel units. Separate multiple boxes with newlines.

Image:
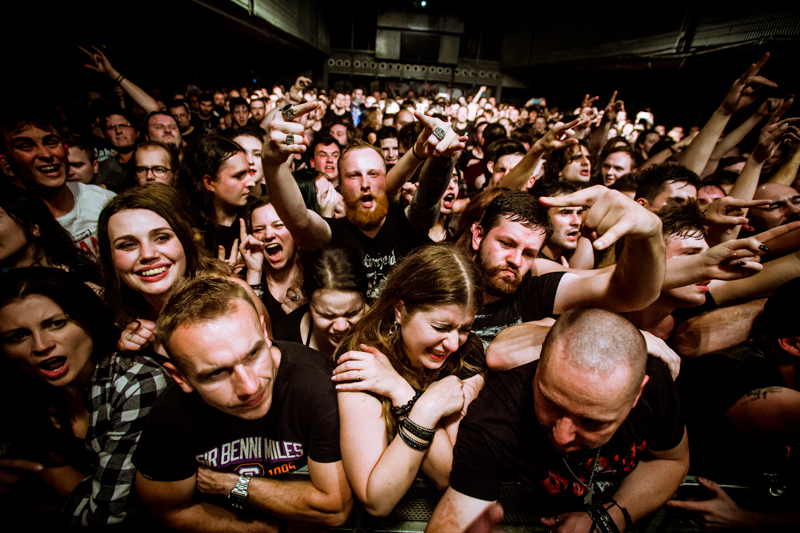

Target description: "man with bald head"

left=744, top=183, right=800, bottom=235
left=428, top=308, right=689, bottom=533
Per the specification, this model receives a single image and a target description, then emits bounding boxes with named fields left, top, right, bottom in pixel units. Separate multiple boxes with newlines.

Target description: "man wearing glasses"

left=134, top=141, right=176, bottom=187
left=97, top=109, right=139, bottom=192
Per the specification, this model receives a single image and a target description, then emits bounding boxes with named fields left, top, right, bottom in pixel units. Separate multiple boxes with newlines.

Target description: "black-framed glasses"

left=135, top=166, right=171, bottom=178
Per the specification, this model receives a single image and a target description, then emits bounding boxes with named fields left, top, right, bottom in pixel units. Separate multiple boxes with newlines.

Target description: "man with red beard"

left=261, top=102, right=464, bottom=300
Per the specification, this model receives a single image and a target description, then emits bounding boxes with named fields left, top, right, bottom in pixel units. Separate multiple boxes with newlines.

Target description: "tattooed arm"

left=725, top=386, right=800, bottom=441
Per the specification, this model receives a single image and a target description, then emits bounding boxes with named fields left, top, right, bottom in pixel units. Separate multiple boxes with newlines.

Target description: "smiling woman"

left=0, top=268, right=168, bottom=527
left=330, top=243, right=485, bottom=517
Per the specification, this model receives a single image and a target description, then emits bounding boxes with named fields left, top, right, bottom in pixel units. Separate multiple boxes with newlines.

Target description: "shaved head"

left=541, top=308, right=647, bottom=401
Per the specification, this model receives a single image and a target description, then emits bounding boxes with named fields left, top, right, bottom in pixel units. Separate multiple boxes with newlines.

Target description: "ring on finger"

left=285, top=133, right=295, bottom=145
left=281, top=104, right=294, bottom=121
left=291, top=293, right=299, bottom=301
left=433, top=126, right=446, bottom=141
left=357, top=371, right=363, bottom=381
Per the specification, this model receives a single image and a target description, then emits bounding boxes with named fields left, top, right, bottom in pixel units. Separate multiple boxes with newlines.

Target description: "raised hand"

left=79, top=45, right=118, bottom=78
left=413, top=111, right=467, bottom=159
left=288, top=76, right=312, bottom=104
left=720, top=53, right=778, bottom=116
left=239, top=218, right=264, bottom=283
left=539, top=186, right=662, bottom=250
left=262, top=101, right=320, bottom=166
left=703, top=197, right=770, bottom=229
left=118, top=319, right=157, bottom=352
left=218, top=239, right=241, bottom=268
left=641, top=330, right=681, bottom=379
left=753, top=97, right=800, bottom=163
left=532, top=117, right=588, bottom=154
left=412, top=375, right=465, bottom=426
left=602, top=90, right=625, bottom=125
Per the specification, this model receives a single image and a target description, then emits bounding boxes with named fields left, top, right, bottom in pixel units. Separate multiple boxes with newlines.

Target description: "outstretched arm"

left=680, top=53, right=776, bottom=175
left=80, top=46, right=159, bottom=115
left=498, top=118, right=586, bottom=190
left=261, top=101, right=332, bottom=251
left=541, top=186, right=666, bottom=314
left=589, top=91, right=624, bottom=156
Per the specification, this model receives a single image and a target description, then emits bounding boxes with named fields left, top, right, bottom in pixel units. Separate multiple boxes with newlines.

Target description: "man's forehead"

left=316, top=143, right=340, bottom=156
left=343, top=147, right=384, bottom=170
left=490, top=217, right=547, bottom=240
left=666, top=232, right=707, bottom=254
left=151, top=114, right=177, bottom=126
left=7, top=123, right=58, bottom=140
left=755, top=184, right=799, bottom=202
left=380, top=138, right=397, bottom=148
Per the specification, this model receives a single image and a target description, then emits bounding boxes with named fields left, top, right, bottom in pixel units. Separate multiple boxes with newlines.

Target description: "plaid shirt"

left=65, top=352, right=168, bottom=528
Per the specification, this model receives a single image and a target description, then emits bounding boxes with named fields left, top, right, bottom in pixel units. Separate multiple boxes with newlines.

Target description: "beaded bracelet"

left=401, top=417, right=435, bottom=441
left=397, top=424, right=430, bottom=451
left=391, top=389, right=422, bottom=418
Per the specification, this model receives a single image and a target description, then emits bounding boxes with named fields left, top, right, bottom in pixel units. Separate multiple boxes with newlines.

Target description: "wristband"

left=114, top=73, right=125, bottom=85
left=401, top=417, right=435, bottom=441
left=397, top=424, right=430, bottom=451
left=391, top=389, right=421, bottom=419
left=411, top=144, right=424, bottom=160
left=249, top=283, right=265, bottom=291
left=586, top=503, right=621, bottom=533
left=608, top=500, right=632, bottom=530
left=669, top=144, right=678, bottom=154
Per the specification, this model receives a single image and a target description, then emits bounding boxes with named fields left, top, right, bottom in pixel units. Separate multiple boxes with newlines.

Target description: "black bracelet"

left=391, top=389, right=421, bottom=418
left=114, top=73, right=125, bottom=85
left=586, top=504, right=621, bottom=533
left=249, top=283, right=265, bottom=291
left=411, top=144, right=424, bottom=160
left=397, top=424, right=430, bottom=451
left=401, top=417, right=435, bottom=441
left=608, top=500, right=632, bottom=530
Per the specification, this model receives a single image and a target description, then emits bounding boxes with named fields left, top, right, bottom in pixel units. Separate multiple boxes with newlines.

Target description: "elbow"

left=363, top=502, right=394, bottom=518
left=323, top=497, right=354, bottom=527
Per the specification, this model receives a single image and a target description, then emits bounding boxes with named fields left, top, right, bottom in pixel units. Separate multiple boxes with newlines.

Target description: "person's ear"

left=777, top=336, right=800, bottom=358
left=30, top=224, right=41, bottom=238
left=631, top=374, right=650, bottom=408
left=163, top=361, right=194, bottom=394
left=202, top=174, right=216, bottom=193
left=636, top=198, right=650, bottom=209
left=394, top=300, right=405, bottom=325
left=486, top=160, right=494, bottom=174
left=471, top=223, right=484, bottom=253
left=92, top=159, right=99, bottom=174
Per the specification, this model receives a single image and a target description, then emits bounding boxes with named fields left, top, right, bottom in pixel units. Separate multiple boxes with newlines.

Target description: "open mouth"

left=137, top=265, right=170, bottom=280
left=565, top=229, right=581, bottom=241
left=426, top=349, right=450, bottom=361
left=38, top=357, right=68, bottom=379
left=361, top=195, right=374, bottom=209
left=265, top=243, right=284, bottom=263
left=324, top=165, right=336, bottom=173
left=443, top=193, right=456, bottom=209
left=36, top=164, right=61, bottom=175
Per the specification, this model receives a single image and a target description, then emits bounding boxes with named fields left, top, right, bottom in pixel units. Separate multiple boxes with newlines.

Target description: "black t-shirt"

left=677, top=340, right=791, bottom=484
left=192, top=115, right=218, bottom=135
left=471, top=272, right=565, bottom=349
left=133, top=341, right=340, bottom=483
left=326, top=203, right=431, bottom=301
left=97, top=154, right=137, bottom=192
left=450, top=356, right=684, bottom=511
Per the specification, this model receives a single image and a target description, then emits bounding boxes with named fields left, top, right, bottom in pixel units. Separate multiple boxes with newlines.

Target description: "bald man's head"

left=541, top=308, right=647, bottom=402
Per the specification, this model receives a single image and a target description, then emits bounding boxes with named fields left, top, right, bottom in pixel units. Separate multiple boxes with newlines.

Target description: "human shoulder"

left=69, top=180, right=117, bottom=204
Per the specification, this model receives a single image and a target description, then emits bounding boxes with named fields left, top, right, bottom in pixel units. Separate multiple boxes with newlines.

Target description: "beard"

left=476, top=241, right=524, bottom=298
left=343, top=191, right=390, bottom=231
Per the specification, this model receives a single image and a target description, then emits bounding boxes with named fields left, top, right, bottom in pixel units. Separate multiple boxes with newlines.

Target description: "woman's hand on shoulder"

left=411, top=376, right=465, bottom=427
left=118, top=319, right=157, bottom=352
left=332, top=344, right=415, bottom=403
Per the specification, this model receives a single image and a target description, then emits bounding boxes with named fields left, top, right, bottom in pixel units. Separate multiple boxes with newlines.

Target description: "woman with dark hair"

left=98, top=183, right=268, bottom=352
left=0, top=185, right=98, bottom=281
left=331, top=243, right=485, bottom=516
left=0, top=268, right=168, bottom=527
left=179, top=134, right=255, bottom=261
left=289, top=247, right=368, bottom=357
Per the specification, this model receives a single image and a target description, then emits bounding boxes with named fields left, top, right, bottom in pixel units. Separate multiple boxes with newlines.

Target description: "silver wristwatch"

left=229, top=474, right=251, bottom=510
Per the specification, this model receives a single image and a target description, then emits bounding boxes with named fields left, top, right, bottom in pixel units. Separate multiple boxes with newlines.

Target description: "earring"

left=388, top=322, right=399, bottom=336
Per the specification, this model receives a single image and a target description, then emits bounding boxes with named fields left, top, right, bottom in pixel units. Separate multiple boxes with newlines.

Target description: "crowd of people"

left=1, top=46, right=799, bottom=532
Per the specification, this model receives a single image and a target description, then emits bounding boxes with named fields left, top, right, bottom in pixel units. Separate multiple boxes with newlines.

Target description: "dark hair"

left=250, top=98, right=267, bottom=110
left=0, top=104, right=61, bottom=152
left=180, top=134, right=244, bottom=221
left=135, top=140, right=177, bottom=172
left=103, top=107, right=137, bottom=129
left=0, top=185, right=97, bottom=278
left=143, top=111, right=178, bottom=134
left=397, top=121, right=424, bottom=152
left=702, top=170, right=738, bottom=187
left=199, top=93, right=214, bottom=104
left=302, top=247, right=367, bottom=302
left=450, top=187, right=509, bottom=252
left=487, top=139, right=526, bottom=166
left=98, top=183, right=224, bottom=328
left=309, top=134, right=341, bottom=157
left=510, top=126, right=534, bottom=147
left=536, top=180, right=580, bottom=199
left=63, top=133, right=96, bottom=163
left=481, top=123, right=507, bottom=148
left=168, top=100, right=190, bottom=114
left=609, top=172, right=641, bottom=194
left=603, top=145, right=643, bottom=169
left=376, top=127, right=398, bottom=143
left=0, top=267, right=117, bottom=441
left=293, top=169, right=323, bottom=214
left=480, top=190, right=553, bottom=240
left=229, top=97, right=248, bottom=111
left=657, top=198, right=707, bottom=240
left=719, top=156, right=747, bottom=172
left=226, top=126, right=265, bottom=144
left=543, top=141, right=590, bottom=183
left=635, top=163, right=700, bottom=203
